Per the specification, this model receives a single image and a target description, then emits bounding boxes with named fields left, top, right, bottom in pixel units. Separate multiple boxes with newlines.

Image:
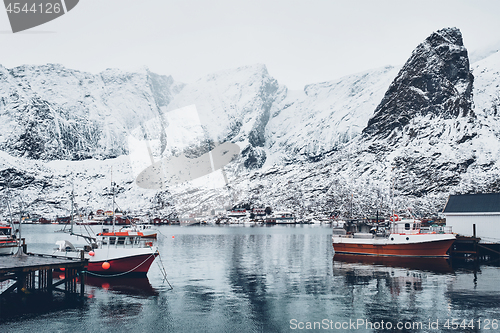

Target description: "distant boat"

left=179, top=215, right=199, bottom=226
left=265, top=211, right=296, bottom=224
left=120, top=224, right=157, bottom=239
left=227, top=208, right=248, bottom=218
left=332, top=216, right=456, bottom=257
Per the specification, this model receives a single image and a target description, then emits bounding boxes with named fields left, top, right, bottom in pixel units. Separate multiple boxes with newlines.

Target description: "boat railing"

left=420, top=226, right=452, bottom=234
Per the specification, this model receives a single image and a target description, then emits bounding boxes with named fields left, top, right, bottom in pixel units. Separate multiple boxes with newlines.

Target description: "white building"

left=443, top=193, right=500, bottom=244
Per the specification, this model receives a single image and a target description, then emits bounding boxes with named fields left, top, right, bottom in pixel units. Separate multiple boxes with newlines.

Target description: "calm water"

left=1, top=224, right=500, bottom=332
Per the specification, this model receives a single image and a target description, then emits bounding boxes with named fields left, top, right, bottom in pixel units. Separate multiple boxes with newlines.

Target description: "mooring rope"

left=156, top=251, right=173, bottom=289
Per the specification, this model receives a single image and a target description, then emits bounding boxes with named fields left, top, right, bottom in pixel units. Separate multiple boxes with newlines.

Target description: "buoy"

left=102, top=283, right=110, bottom=290
left=172, top=236, right=175, bottom=239
left=102, top=261, right=110, bottom=270
left=89, top=251, right=95, bottom=256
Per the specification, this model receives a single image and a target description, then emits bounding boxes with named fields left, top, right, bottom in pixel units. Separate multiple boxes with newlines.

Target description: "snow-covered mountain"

left=264, top=65, right=399, bottom=166
left=258, top=27, right=500, bottom=217
left=1, top=27, right=500, bottom=219
left=0, top=64, right=183, bottom=160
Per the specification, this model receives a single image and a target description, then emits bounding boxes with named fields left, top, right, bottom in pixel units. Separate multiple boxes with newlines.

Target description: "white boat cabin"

left=390, top=219, right=422, bottom=234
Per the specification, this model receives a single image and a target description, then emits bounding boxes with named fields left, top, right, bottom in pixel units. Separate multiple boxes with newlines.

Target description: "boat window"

left=117, top=237, right=125, bottom=245
left=125, top=237, right=131, bottom=245
left=405, top=223, right=410, bottom=230
left=109, top=237, right=116, bottom=245
left=0, top=229, right=9, bottom=235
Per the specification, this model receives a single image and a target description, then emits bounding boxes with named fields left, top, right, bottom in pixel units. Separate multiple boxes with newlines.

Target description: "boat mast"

left=111, top=167, right=115, bottom=233
left=391, top=166, right=395, bottom=217
left=6, top=181, right=15, bottom=235
left=70, top=183, right=75, bottom=235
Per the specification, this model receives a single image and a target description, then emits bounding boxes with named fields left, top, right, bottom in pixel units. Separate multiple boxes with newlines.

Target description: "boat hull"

left=0, top=240, right=18, bottom=255
left=87, top=252, right=158, bottom=276
left=332, top=236, right=456, bottom=257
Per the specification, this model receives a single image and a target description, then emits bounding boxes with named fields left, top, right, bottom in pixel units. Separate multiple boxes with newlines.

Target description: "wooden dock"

left=0, top=251, right=87, bottom=297
left=451, top=236, right=500, bottom=261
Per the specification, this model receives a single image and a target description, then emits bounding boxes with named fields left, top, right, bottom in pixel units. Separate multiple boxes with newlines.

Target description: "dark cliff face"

left=363, top=27, right=474, bottom=139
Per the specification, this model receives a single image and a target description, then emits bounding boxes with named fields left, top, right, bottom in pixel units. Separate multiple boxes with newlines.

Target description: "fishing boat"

left=332, top=215, right=456, bottom=257
left=55, top=229, right=158, bottom=276
left=265, top=211, right=296, bottom=224
left=55, top=177, right=159, bottom=276
left=0, top=222, right=18, bottom=255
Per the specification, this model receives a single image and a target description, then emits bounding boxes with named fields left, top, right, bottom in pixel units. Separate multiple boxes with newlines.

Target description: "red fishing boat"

left=56, top=229, right=158, bottom=276
left=55, top=178, right=159, bottom=276
left=332, top=216, right=456, bottom=257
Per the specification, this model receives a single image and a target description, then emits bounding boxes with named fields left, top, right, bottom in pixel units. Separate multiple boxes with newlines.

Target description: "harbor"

left=1, top=223, right=500, bottom=332
left=1, top=0, right=500, bottom=331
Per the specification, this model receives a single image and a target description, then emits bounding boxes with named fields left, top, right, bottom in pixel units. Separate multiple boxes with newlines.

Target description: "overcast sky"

left=1, top=0, right=499, bottom=90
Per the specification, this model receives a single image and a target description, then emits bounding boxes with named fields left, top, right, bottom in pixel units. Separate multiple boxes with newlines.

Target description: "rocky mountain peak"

left=363, top=27, right=474, bottom=140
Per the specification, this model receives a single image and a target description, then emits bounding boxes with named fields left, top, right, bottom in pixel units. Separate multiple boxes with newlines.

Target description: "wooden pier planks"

left=0, top=253, right=86, bottom=273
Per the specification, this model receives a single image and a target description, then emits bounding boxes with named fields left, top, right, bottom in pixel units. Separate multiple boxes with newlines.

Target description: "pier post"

left=38, top=269, right=44, bottom=291
left=473, top=224, right=478, bottom=260
left=80, top=271, right=85, bottom=297
left=16, top=272, right=26, bottom=294
left=21, top=238, right=27, bottom=254
left=47, top=268, right=53, bottom=294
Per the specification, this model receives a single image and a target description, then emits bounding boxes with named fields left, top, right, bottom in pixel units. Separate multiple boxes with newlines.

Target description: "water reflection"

left=5, top=225, right=500, bottom=333
left=85, top=276, right=158, bottom=297
left=49, top=271, right=158, bottom=297
left=227, top=235, right=273, bottom=331
left=333, top=253, right=454, bottom=273
left=331, top=252, right=458, bottom=329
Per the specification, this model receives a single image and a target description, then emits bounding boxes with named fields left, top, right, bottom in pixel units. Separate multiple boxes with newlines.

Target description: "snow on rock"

left=0, top=64, right=184, bottom=161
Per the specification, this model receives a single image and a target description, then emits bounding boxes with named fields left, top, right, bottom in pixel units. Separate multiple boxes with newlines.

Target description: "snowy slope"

left=0, top=64, right=183, bottom=160
left=264, top=66, right=400, bottom=165
left=163, top=64, right=280, bottom=170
